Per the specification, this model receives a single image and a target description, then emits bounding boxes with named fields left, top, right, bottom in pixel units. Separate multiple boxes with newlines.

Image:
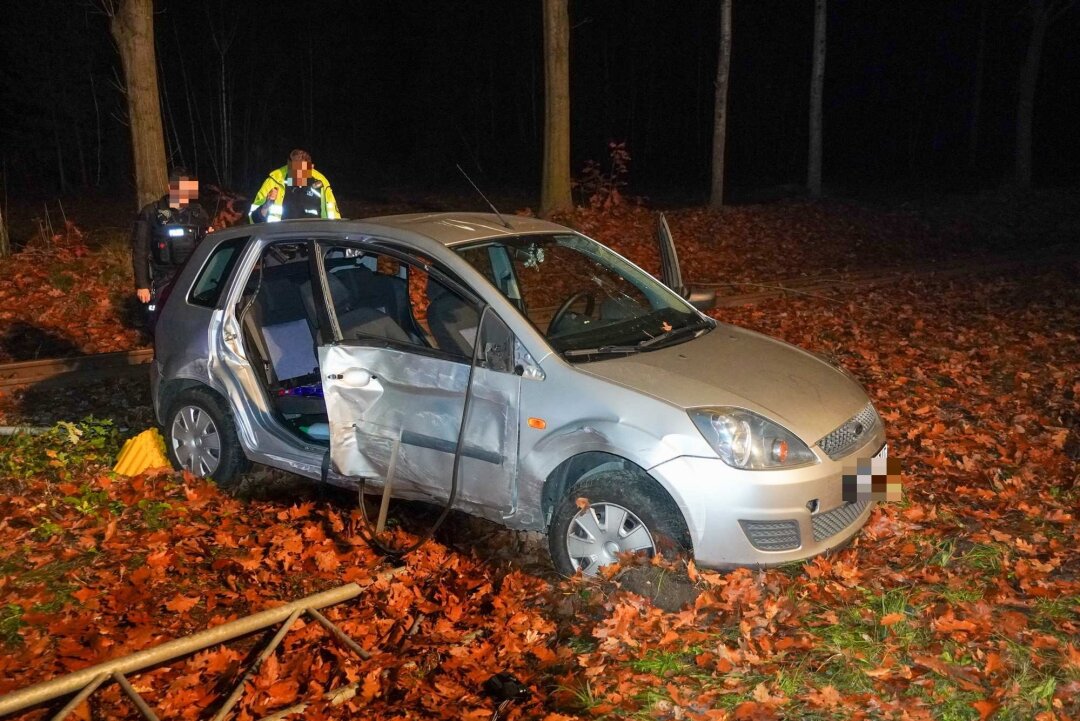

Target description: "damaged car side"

left=152, top=213, right=886, bottom=575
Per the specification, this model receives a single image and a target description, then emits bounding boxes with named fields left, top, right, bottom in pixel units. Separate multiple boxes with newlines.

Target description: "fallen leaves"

left=164, top=594, right=200, bottom=613
left=2, top=208, right=1079, bottom=720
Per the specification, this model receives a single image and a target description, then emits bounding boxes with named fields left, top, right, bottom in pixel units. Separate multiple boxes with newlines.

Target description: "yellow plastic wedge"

left=113, top=428, right=172, bottom=476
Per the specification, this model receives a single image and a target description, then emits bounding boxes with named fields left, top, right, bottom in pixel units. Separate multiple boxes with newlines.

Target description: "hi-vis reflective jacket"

left=248, top=165, right=340, bottom=222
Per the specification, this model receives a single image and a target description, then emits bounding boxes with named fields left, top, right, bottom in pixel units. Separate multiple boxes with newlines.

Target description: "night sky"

left=1, top=0, right=1078, bottom=203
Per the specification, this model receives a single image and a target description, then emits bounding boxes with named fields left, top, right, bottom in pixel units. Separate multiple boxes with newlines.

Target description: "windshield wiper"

left=562, top=345, right=642, bottom=358
left=637, top=318, right=713, bottom=350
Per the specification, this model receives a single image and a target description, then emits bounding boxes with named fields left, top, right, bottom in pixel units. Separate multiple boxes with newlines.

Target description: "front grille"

left=811, top=499, right=871, bottom=542
left=817, top=403, right=879, bottom=460
left=739, top=519, right=801, bottom=552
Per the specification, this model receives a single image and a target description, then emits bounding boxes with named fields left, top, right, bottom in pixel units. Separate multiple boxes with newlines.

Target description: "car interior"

left=238, top=241, right=479, bottom=443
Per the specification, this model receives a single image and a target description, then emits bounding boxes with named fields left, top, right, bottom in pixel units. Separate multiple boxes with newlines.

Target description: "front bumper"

left=650, top=429, right=885, bottom=568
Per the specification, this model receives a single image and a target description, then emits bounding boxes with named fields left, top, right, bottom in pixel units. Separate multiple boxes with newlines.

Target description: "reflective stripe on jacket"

left=248, top=166, right=340, bottom=222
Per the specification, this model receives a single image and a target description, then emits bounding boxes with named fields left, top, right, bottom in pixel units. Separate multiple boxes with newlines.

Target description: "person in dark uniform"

left=131, top=167, right=211, bottom=322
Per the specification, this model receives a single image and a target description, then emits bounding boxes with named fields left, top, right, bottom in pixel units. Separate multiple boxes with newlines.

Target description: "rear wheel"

left=548, top=470, right=691, bottom=576
left=164, top=387, right=249, bottom=487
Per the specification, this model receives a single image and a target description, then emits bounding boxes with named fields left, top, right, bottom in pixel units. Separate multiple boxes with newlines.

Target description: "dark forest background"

left=2, top=0, right=1078, bottom=206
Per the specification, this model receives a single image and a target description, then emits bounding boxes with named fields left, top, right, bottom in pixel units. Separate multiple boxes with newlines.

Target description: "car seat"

left=300, top=272, right=412, bottom=344
left=425, top=276, right=478, bottom=357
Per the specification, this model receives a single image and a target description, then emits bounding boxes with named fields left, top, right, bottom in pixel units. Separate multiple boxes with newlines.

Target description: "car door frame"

left=310, top=236, right=524, bottom=522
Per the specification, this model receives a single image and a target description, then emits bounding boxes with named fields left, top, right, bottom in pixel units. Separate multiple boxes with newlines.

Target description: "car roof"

left=211, top=212, right=571, bottom=248
left=358, top=212, right=570, bottom=246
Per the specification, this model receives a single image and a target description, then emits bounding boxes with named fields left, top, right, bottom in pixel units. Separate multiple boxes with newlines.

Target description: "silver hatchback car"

left=152, top=213, right=886, bottom=575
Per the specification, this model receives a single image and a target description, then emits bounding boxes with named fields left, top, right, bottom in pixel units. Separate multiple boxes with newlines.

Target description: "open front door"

left=316, top=242, right=519, bottom=520
left=656, top=213, right=716, bottom=311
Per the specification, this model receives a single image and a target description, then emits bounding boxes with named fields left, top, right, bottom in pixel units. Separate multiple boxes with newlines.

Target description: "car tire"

left=548, top=470, right=691, bottom=576
left=164, top=387, right=249, bottom=488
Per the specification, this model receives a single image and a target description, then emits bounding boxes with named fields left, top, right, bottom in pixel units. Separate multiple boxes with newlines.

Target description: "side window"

left=459, top=244, right=523, bottom=312
left=424, top=273, right=480, bottom=358
left=320, top=245, right=479, bottom=359
left=477, top=311, right=515, bottom=373
left=189, top=237, right=248, bottom=308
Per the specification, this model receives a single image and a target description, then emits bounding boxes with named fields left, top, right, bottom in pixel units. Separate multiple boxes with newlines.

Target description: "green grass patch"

left=9, top=554, right=94, bottom=616
left=557, top=679, right=605, bottom=714
left=931, top=681, right=982, bottom=721
left=138, top=499, right=173, bottom=530
left=926, top=539, right=957, bottom=568
left=939, top=585, right=984, bottom=604
left=561, top=635, right=596, bottom=654
left=806, top=594, right=932, bottom=695
left=774, top=665, right=810, bottom=697
left=0, top=604, right=25, bottom=646
left=630, top=686, right=670, bottom=718
left=996, top=640, right=1064, bottom=719
left=72, top=290, right=93, bottom=309
left=48, top=271, right=75, bottom=292
left=0, top=418, right=121, bottom=483
left=960, top=543, right=1005, bottom=573
left=63, top=483, right=123, bottom=517
left=32, top=518, right=64, bottom=540
left=628, top=648, right=699, bottom=676
left=1033, top=595, right=1078, bottom=623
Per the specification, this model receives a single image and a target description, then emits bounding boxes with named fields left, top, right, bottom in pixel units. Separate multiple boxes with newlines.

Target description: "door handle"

left=329, top=368, right=374, bottom=387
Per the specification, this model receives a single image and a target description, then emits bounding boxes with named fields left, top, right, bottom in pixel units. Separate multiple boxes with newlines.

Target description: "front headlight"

left=690, top=407, right=818, bottom=470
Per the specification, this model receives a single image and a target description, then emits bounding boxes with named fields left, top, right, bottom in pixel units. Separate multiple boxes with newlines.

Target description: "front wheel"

left=548, top=470, right=691, bottom=576
left=164, top=387, right=249, bottom=488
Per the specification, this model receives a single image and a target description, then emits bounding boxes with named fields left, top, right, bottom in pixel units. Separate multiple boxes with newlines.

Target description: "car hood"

left=576, top=324, right=870, bottom=444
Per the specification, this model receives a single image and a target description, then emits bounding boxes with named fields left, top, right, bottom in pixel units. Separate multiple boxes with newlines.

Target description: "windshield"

left=455, top=233, right=708, bottom=358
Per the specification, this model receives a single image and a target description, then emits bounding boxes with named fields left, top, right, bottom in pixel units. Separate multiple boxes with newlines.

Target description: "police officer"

left=248, top=149, right=340, bottom=223
left=132, top=167, right=211, bottom=316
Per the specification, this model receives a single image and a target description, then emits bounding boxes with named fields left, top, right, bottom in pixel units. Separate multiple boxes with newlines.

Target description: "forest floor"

left=0, top=190, right=1078, bottom=720
left=1, top=186, right=1078, bottom=364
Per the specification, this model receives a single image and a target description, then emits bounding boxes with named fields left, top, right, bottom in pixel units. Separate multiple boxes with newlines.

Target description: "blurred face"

left=289, top=159, right=312, bottom=187
left=169, top=178, right=198, bottom=208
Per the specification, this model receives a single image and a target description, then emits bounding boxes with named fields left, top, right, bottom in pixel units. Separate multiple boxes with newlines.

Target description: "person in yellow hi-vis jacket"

left=248, top=148, right=340, bottom=223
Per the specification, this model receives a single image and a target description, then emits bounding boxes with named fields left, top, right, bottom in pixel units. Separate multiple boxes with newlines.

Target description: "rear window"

left=189, top=237, right=248, bottom=308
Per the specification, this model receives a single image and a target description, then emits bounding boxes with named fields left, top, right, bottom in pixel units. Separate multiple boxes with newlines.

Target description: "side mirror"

left=687, top=287, right=717, bottom=312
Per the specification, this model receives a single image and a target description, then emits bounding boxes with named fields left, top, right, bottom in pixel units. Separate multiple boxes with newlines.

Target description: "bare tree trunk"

left=1016, top=0, right=1051, bottom=188
left=967, top=2, right=987, bottom=172
left=73, top=113, right=90, bottom=188
left=158, top=51, right=184, bottom=169
left=50, top=102, right=69, bottom=194
left=0, top=203, right=10, bottom=259
left=709, top=0, right=733, bottom=209
left=540, top=0, right=572, bottom=218
left=807, top=0, right=826, bottom=197
left=108, top=0, right=168, bottom=209
left=171, top=15, right=199, bottom=177
left=89, top=69, right=103, bottom=186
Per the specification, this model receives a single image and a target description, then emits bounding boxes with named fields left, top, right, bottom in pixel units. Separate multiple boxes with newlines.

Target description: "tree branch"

left=1049, top=0, right=1078, bottom=23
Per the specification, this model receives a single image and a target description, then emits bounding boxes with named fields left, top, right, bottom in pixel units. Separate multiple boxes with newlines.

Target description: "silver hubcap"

left=170, top=405, right=222, bottom=477
left=565, top=502, right=656, bottom=575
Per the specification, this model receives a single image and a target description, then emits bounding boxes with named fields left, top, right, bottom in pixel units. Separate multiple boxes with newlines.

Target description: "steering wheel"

left=548, top=291, right=595, bottom=335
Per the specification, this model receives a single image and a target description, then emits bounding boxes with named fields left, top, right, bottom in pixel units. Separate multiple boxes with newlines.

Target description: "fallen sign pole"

left=0, top=581, right=378, bottom=719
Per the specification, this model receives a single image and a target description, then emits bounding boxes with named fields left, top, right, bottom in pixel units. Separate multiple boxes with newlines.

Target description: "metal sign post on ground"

left=0, top=575, right=403, bottom=721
